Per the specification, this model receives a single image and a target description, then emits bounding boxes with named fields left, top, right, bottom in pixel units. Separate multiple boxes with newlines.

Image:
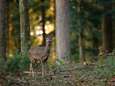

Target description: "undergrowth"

left=0, top=53, right=115, bottom=86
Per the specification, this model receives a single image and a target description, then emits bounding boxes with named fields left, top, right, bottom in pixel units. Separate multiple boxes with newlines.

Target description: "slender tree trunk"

left=6, top=0, right=10, bottom=56
left=113, top=2, right=115, bottom=49
left=77, top=0, right=85, bottom=63
left=24, top=0, right=30, bottom=50
left=79, top=32, right=85, bottom=63
left=19, top=0, right=30, bottom=54
left=83, top=23, right=94, bottom=63
left=56, top=0, right=70, bottom=59
left=102, top=0, right=112, bottom=53
left=40, top=0, right=46, bottom=46
left=12, top=1, right=21, bottom=53
left=0, top=0, right=8, bottom=61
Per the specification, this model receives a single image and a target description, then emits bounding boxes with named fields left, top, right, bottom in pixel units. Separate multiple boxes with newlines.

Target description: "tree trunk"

left=83, top=22, right=94, bottom=64
left=79, top=32, right=85, bottom=63
left=19, top=0, right=30, bottom=54
left=56, top=0, right=70, bottom=59
left=77, top=0, right=86, bottom=63
left=112, top=2, right=115, bottom=49
left=12, top=1, right=21, bottom=53
left=40, top=0, right=46, bottom=46
left=0, top=0, right=8, bottom=61
left=102, top=0, right=112, bottom=53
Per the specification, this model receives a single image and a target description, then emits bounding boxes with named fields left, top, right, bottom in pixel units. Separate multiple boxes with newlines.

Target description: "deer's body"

left=29, top=46, right=49, bottom=63
left=28, top=37, right=51, bottom=77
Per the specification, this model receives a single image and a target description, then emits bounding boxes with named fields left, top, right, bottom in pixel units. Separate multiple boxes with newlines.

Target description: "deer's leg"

left=40, top=59, right=44, bottom=77
left=30, top=63, right=34, bottom=78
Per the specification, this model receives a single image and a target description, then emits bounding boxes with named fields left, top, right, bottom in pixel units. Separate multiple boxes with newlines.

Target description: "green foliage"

left=69, top=0, right=79, bottom=55
left=70, top=52, right=79, bottom=62
left=105, top=56, right=115, bottom=67
left=7, top=53, right=30, bottom=73
left=0, top=58, right=7, bottom=73
left=55, top=58, right=65, bottom=66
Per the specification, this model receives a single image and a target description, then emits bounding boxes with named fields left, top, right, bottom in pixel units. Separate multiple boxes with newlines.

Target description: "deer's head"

left=46, top=36, right=52, bottom=46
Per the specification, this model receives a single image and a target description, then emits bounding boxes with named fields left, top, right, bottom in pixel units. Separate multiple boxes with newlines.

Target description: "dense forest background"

left=0, top=0, right=115, bottom=86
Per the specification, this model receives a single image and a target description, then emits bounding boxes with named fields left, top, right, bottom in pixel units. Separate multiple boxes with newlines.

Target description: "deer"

left=107, top=76, right=115, bottom=86
left=28, top=36, right=52, bottom=77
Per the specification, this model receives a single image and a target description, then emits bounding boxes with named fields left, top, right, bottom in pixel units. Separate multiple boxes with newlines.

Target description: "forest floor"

left=0, top=56, right=115, bottom=86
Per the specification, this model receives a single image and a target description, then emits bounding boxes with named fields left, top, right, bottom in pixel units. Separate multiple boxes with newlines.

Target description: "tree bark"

left=19, top=0, right=30, bottom=54
left=0, top=0, right=8, bottom=61
left=102, top=0, right=112, bottom=53
left=112, top=2, right=115, bottom=49
left=40, top=0, right=46, bottom=46
left=79, top=32, right=85, bottom=63
left=12, top=1, right=21, bottom=53
left=56, top=0, right=70, bottom=59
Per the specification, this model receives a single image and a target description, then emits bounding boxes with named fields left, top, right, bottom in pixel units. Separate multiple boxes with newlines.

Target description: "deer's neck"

left=44, top=42, right=50, bottom=54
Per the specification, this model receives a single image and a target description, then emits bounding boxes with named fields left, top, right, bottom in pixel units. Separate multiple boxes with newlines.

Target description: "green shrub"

left=7, top=53, right=30, bottom=73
